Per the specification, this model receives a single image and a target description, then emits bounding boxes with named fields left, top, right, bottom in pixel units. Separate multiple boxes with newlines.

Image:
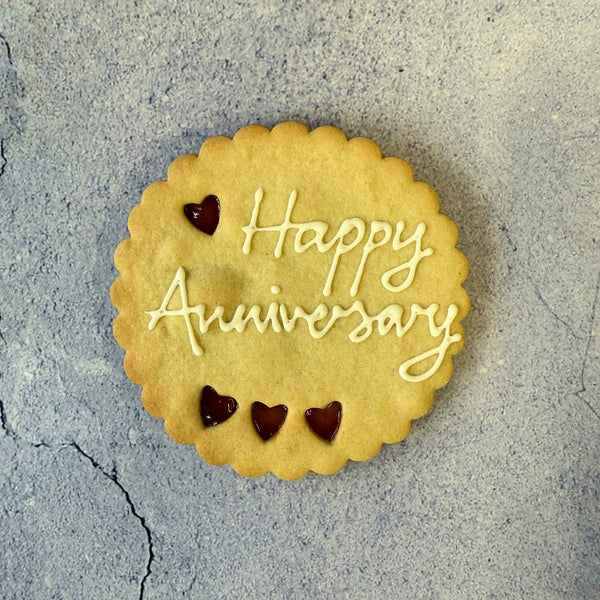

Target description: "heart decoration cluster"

left=201, top=386, right=342, bottom=442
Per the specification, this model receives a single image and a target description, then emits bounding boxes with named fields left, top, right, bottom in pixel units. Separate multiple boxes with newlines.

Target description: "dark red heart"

left=251, top=402, right=288, bottom=441
left=184, top=195, right=220, bottom=235
left=305, top=401, right=342, bottom=441
left=200, top=385, right=237, bottom=426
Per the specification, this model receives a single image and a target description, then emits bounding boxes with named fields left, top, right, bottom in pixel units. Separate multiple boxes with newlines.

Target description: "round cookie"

left=111, top=122, right=470, bottom=479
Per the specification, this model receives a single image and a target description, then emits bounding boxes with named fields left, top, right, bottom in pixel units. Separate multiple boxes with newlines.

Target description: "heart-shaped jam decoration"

left=200, top=385, right=238, bottom=426
left=305, top=401, right=342, bottom=441
left=184, top=195, right=220, bottom=235
left=251, top=402, right=288, bottom=441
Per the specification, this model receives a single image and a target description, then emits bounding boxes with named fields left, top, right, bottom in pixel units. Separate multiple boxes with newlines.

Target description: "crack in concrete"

left=0, top=398, right=16, bottom=441
left=575, top=273, right=600, bottom=421
left=499, top=223, right=517, bottom=252
left=0, top=398, right=45, bottom=448
left=46, top=355, right=113, bottom=462
left=0, top=312, right=7, bottom=345
left=0, top=138, right=6, bottom=179
left=0, top=401, right=50, bottom=449
left=0, top=408, right=155, bottom=598
left=525, top=273, right=583, bottom=341
left=67, top=441, right=154, bottom=600
left=0, top=33, right=13, bottom=64
left=499, top=222, right=598, bottom=415
left=0, top=32, right=18, bottom=179
left=182, top=571, right=198, bottom=597
left=499, top=223, right=583, bottom=341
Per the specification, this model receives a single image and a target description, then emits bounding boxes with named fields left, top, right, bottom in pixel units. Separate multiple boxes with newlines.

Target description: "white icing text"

left=147, top=268, right=462, bottom=383
left=242, top=188, right=433, bottom=297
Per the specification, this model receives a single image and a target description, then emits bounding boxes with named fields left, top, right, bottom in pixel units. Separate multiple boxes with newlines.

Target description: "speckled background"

left=0, top=1, right=598, bottom=598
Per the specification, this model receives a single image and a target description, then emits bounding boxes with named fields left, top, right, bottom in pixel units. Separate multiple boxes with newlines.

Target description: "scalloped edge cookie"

left=111, top=122, right=470, bottom=479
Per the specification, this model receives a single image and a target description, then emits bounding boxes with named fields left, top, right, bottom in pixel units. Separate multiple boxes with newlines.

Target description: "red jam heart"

left=200, top=385, right=237, bottom=426
left=305, top=401, right=342, bottom=441
left=251, top=402, right=288, bottom=441
left=184, top=195, right=220, bottom=235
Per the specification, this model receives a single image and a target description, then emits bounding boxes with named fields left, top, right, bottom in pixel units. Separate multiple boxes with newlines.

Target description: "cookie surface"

left=111, top=122, right=470, bottom=479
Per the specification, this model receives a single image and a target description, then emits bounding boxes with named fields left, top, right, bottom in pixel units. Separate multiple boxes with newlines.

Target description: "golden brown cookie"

left=111, top=122, right=470, bottom=479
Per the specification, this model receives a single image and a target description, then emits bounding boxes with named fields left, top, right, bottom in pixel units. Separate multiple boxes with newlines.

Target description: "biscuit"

left=111, top=122, right=470, bottom=479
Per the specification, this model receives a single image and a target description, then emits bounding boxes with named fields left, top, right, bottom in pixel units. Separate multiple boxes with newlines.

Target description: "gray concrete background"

left=0, top=1, right=598, bottom=598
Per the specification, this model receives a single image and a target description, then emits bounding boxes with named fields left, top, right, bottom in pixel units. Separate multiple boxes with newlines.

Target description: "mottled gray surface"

left=0, top=1, right=598, bottom=598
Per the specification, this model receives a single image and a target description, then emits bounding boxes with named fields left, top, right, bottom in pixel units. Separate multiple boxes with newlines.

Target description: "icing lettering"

left=382, top=222, right=433, bottom=293
left=242, top=188, right=433, bottom=297
left=147, top=268, right=462, bottom=383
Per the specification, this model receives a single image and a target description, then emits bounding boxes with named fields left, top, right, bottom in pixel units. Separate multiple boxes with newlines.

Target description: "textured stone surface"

left=0, top=1, right=598, bottom=598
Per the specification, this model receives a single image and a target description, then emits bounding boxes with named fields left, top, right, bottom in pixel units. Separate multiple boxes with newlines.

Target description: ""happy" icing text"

left=242, top=188, right=433, bottom=297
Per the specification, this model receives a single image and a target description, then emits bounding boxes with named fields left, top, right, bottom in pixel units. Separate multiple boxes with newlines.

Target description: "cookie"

left=111, top=122, right=470, bottom=479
